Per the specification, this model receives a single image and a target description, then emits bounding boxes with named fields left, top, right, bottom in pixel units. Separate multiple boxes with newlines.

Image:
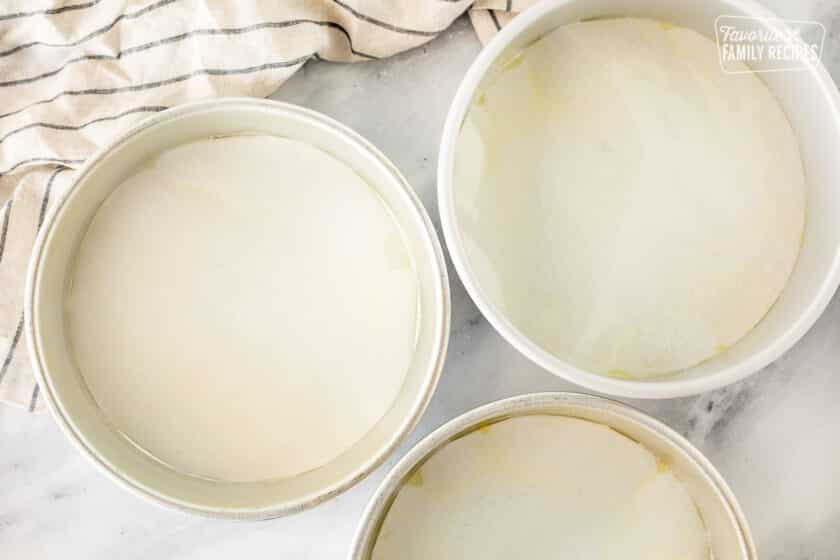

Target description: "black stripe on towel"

left=0, top=0, right=101, bottom=22
left=38, top=167, right=66, bottom=228
left=0, top=20, right=376, bottom=89
left=330, top=0, right=441, bottom=37
left=0, top=106, right=168, bottom=145
left=490, top=10, right=502, bottom=31
left=0, top=315, right=23, bottom=385
left=0, top=0, right=177, bottom=58
left=28, top=383, right=39, bottom=412
left=0, top=58, right=309, bottom=122
left=0, top=158, right=83, bottom=177
left=24, top=167, right=67, bottom=411
left=0, top=200, right=11, bottom=265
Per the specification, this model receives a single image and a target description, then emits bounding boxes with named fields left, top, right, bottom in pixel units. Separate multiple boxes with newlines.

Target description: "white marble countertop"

left=2, top=4, right=840, bottom=558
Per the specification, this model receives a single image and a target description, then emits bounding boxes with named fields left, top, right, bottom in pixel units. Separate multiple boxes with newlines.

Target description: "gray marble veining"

left=2, top=9, right=839, bottom=559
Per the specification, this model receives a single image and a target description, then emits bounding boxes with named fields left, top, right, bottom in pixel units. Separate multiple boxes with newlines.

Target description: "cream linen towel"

left=0, top=0, right=531, bottom=412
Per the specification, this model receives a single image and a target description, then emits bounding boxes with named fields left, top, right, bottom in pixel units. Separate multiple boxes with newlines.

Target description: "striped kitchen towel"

left=0, top=0, right=529, bottom=412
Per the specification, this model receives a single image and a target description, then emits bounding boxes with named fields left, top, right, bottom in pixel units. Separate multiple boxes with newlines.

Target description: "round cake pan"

left=25, top=98, right=450, bottom=519
left=438, top=0, right=840, bottom=398
left=352, top=392, right=755, bottom=559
